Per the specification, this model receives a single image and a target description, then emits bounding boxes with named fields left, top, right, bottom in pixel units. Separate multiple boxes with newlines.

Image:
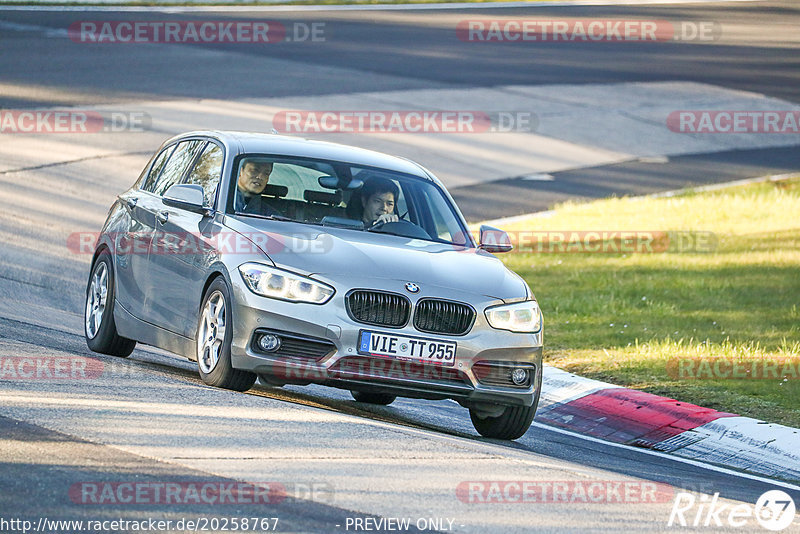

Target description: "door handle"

left=157, top=211, right=169, bottom=225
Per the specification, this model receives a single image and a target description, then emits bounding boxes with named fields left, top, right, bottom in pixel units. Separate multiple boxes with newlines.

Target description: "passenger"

left=233, top=160, right=280, bottom=216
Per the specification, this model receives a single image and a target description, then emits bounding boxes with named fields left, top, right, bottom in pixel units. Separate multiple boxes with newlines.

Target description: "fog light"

left=257, top=334, right=281, bottom=352
left=511, top=368, right=529, bottom=386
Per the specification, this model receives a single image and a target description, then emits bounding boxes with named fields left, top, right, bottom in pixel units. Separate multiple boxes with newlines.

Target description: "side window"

left=417, top=184, right=468, bottom=245
left=185, top=143, right=224, bottom=207
left=152, top=139, right=205, bottom=197
left=141, top=146, right=175, bottom=193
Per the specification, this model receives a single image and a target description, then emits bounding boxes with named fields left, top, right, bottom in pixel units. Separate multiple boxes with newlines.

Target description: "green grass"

left=487, top=177, right=800, bottom=427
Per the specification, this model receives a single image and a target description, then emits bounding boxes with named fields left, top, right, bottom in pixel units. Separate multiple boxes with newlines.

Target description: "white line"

left=0, top=0, right=763, bottom=12
left=532, top=422, right=800, bottom=492
left=520, top=173, right=555, bottom=181
left=0, top=20, right=68, bottom=36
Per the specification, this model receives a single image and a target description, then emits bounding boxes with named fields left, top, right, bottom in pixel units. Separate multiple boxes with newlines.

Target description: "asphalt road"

left=1, top=1, right=798, bottom=219
left=1, top=2, right=799, bottom=105
left=1, top=1, right=799, bottom=532
left=2, top=315, right=798, bottom=533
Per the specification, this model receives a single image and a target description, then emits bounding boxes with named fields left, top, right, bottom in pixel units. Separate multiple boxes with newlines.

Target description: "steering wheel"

left=367, top=220, right=387, bottom=232
left=366, top=219, right=431, bottom=240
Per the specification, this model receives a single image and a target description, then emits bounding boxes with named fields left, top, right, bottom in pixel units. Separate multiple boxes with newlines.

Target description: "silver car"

left=84, top=131, right=543, bottom=440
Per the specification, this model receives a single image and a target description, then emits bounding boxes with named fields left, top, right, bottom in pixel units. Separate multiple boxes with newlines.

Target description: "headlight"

left=238, top=263, right=334, bottom=304
left=485, top=300, right=542, bottom=333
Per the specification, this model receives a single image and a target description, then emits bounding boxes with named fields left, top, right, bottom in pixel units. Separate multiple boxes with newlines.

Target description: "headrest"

left=260, top=184, right=288, bottom=198
left=304, top=190, right=342, bottom=205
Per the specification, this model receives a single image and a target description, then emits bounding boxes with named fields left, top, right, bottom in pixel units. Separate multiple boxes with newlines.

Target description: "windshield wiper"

left=235, top=212, right=330, bottom=228
left=235, top=212, right=294, bottom=222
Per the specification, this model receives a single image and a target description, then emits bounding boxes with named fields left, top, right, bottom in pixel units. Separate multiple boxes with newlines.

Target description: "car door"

left=146, top=139, right=216, bottom=336
left=114, top=144, right=174, bottom=320
left=175, top=141, right=226, bottom=338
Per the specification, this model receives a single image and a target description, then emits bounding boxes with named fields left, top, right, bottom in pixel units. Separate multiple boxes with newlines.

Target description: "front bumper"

left=229, top=281, right=543, bottom=407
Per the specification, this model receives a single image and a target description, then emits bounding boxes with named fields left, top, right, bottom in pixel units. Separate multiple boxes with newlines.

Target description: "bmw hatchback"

left=85, top=131, right=543, bottom=440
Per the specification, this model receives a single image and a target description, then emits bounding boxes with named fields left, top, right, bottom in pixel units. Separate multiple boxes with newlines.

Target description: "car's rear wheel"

left=350, top=390, right=396, bottom=405
left=84, top=251, right=136, bottom=357
left=196, top=278, right=256, bottom=392
left=469, top=404, right=535, bottom=440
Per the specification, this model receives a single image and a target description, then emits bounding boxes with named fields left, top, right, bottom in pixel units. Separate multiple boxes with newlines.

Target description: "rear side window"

left=185, top=142, right=224, bottom=207
left=151, top=139, right=205, bottom=197
left=141, top=145, right=175, bottom=193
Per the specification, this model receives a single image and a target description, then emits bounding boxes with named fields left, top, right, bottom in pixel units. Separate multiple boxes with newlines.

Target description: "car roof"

left=166, top=130, right=432, bottom=180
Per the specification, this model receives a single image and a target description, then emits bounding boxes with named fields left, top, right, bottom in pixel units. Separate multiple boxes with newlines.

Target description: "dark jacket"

left=235, top=188, right=279, bottom=217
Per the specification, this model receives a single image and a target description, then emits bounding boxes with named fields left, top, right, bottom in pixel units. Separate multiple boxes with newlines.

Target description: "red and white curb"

left=537, top=366, right=800, bottom=483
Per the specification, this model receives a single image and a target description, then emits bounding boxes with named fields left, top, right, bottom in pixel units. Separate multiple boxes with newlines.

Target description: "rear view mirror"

left=318, top=175, right=363, bottom=190
left=479, top=225, right=513, bottom=253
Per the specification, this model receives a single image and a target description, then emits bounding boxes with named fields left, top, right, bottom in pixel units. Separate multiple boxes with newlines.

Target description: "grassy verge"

left=488, top=177, right=800, bottom=427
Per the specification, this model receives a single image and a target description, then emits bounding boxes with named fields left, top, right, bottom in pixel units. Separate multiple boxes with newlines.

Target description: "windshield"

left=227, top=154, right=472, bottom=247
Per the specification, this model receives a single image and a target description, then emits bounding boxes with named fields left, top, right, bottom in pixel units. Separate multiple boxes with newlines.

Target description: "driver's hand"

left=374, top=213, right=399, bottom=225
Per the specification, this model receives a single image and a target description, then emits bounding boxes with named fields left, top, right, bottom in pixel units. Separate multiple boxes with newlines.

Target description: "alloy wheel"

left=85, top=261, right=108, bottom=339
left=198, top=291, right=227, bottom=373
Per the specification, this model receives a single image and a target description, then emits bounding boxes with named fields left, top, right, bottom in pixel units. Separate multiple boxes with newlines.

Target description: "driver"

left=359, top=176, right=400, bottom=227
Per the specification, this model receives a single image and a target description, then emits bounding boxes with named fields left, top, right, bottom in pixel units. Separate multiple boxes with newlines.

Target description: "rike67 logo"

left=669, top=490, right=796, bottom=531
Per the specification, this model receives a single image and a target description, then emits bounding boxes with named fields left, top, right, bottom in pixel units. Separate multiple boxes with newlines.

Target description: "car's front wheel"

left=350, top=390, right=396, bottom=405
left=84, top=251, right=136, bottom=357
left=469, top=404, right=535, bottom=440
left=196, top=278, right=256, bottom=392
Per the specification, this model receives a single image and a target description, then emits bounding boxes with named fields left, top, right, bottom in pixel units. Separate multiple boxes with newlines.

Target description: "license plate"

left=358, top=330, right=456, bottom=366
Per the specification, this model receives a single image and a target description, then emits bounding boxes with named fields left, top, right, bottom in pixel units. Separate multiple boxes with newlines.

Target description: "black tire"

left=196, top=277, right=256, bottom=392
left=84, top=251, right=136, bottom=357
left=469, top=404, right=536, bottom=440
left=350, top=390, right=396, bottom=405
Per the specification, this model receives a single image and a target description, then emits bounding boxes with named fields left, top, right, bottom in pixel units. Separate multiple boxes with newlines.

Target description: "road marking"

left=637, top=155, right=670, bottom=164
left=0, top=20, right=68, bottom=37
left=520, top=173, right=555, bottom=181
left=532, top=422, right=800, bottom=492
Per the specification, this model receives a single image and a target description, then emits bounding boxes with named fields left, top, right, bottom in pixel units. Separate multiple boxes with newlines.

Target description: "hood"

left=229, top=218, right=528, bottom=301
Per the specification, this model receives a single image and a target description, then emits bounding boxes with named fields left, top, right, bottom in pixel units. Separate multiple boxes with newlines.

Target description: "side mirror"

left=479, top=225, right=513, bottom=253
left=162, top=184, right=209, bottom=215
